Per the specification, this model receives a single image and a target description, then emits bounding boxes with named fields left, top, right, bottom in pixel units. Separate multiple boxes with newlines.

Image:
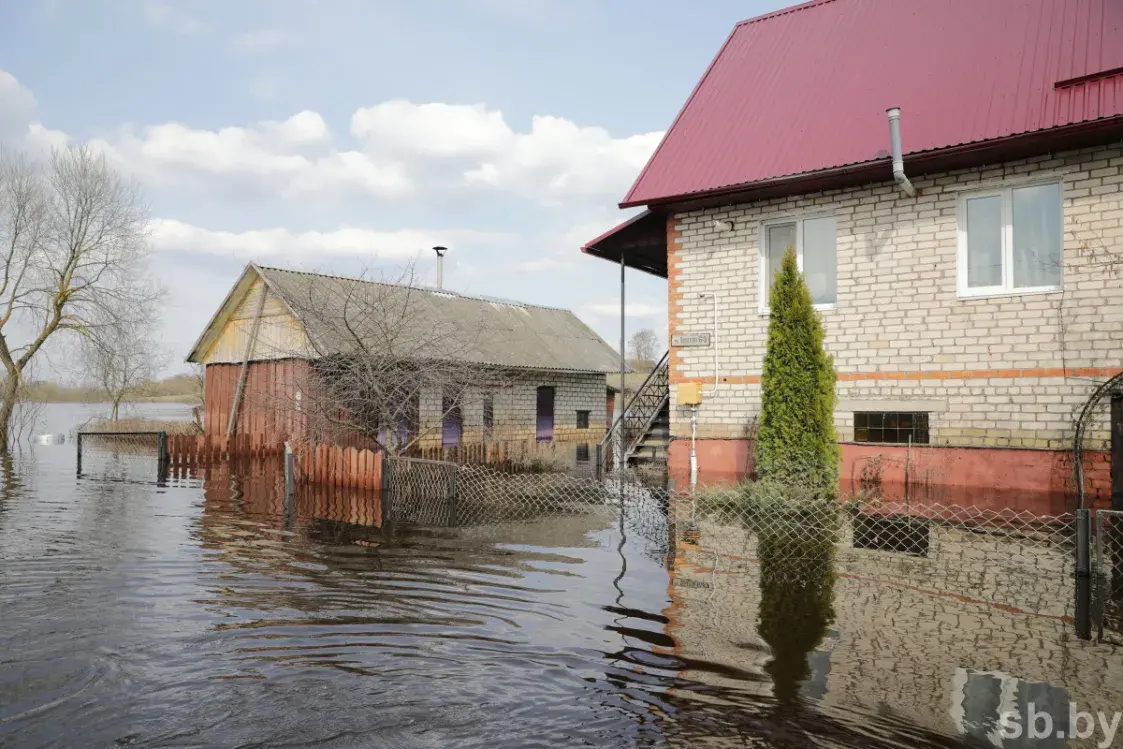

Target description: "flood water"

left=2, top=404, right=1122, bottom=747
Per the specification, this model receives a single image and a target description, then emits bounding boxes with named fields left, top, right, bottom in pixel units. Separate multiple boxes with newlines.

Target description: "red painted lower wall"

left=669, top=438, right=1112, bottom=515
left=205, top=360, right=310, bottom=446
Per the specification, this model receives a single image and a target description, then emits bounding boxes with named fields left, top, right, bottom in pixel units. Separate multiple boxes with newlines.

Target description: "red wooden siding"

left=204, top=360, right=310, bottom=446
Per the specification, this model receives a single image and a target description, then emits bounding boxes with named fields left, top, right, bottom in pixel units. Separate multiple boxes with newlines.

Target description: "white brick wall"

left=669, top=141, right=1123, bottom=449
left=416, top=371, right=607, bottom=446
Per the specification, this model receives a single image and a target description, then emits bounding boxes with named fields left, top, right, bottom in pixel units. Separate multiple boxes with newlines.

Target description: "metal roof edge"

left=253, top=263, right=575, bottom=315
left=184, top=263, right=259, bottom=364
left=622, top=116, right=1123, bottom=210
left=735, top=0, right=839, bottom=27
left=620, top=24, right=741, bottom=206
left=580, top=209, right=654, bottom=252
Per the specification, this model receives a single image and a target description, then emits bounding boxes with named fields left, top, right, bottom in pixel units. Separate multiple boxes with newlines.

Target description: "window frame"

left=758, top=212, right=837, bottom=314
left=956, top=181, right=1064, bottom=299
left=853, top=411, right=930, bottom=445
left=575, top=410, right=590, bottom=430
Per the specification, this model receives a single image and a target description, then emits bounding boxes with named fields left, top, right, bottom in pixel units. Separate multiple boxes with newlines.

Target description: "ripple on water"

left=1, top=417, right=993, bottom=748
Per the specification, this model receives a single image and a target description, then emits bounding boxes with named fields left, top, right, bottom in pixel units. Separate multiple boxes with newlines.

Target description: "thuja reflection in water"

left=756, top=501, right=838, bottom=717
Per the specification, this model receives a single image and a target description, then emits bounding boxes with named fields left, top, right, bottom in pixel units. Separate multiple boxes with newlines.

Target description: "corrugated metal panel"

left=256, top=266, right=623, bottom=374
left=624, top=0, right=1123, bottom=206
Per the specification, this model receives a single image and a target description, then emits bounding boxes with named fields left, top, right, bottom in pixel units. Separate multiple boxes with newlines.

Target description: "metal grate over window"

left=853, top=412, right=929, bottom=444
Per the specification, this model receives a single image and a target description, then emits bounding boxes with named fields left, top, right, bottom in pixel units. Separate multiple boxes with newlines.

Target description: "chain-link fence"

left=378, top=455, right=1085, bottom=624
left=76, top=431, right=169, bottom=484
left=1095, top=509, right=1123, bottom=644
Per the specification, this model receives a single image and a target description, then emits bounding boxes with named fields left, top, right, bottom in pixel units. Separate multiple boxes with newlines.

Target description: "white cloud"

left=142, top=1, right=206, bottom=35
left=93, top=110, right=414, bottom=197
left=91, top=101, right=659, bottom=205
left=149, top=218, right=515, bottom=262
left=583, top=301, right=664, bottom=319
left=230, top=28, right=290, bottom=55
left=352, top=100, right=663, bottom=204
left=351, top=100, right=512, bottom=159
left=0, top=70, right=37, bottom=139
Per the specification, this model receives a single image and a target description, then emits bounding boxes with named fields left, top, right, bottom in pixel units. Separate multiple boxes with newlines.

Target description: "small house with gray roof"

left=186, top=264, right=621, bottom=452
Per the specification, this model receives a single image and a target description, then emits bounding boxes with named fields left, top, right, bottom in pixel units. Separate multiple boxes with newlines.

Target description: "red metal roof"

left=622, top=0, right=1123, bottom=208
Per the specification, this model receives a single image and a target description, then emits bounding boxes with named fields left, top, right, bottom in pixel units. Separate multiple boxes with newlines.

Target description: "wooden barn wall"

left=204, top=360, right=311, bottom=445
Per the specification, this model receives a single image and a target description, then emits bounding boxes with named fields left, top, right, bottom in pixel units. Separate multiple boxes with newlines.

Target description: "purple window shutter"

left=536, top=387, right=555, bottom=443
left=442, top=395, right=462, bottom=447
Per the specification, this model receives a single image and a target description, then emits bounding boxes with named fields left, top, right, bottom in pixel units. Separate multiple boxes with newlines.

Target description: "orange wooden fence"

left=166, top=434, right=382, bottom=491
left=291, top=442, right=382, bottom=491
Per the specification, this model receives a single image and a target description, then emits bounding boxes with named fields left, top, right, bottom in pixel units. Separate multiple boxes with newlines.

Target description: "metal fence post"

left=380, top=453, right=392, bottom=528
left=284, top=442, right=294, bottom=500
left=448, top=464, right=459, bottom=526
left=1110, top=394, right=1123, bottom=599
left=76, top=432, right=83, bottom=477
left=1075, top=508, right=1093, bottom=640
left=156, top=431, right=168, bottom=485
left=595, top=443, right=604, bottom=481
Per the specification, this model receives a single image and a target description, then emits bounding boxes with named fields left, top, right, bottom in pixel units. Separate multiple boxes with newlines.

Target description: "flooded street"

left=2, top=405, right=1122, bottom=747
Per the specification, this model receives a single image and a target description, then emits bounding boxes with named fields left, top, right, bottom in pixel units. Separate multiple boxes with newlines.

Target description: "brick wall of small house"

left=668, top=142, right=1123, bottom=475
left=414, top=371, right=608, bottom=448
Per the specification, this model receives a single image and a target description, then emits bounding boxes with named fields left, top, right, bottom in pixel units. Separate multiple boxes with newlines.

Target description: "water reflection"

left=757, top=535, right=836, bottom=717
left=5, top=409, right=1121, bottom=747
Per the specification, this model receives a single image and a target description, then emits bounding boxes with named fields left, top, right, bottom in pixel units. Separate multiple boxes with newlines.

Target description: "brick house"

left=584, top=0, right=1123, bottom=509
left=186, top=264, right=620, bottom=452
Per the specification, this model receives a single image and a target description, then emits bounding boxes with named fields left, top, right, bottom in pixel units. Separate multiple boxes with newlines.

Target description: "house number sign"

left=672, top=332, right=711, bottom=348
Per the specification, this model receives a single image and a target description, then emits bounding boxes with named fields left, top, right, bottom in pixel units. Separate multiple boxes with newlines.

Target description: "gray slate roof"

left=255, top=265, right=622, bottom=374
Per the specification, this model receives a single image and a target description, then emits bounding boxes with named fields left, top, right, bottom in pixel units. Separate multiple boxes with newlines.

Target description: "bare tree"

left=271, top=263, right=524, bottom=455
left=80, top=316, right=164, bottom=421
left=0, top=144, right=157, bottom=450
left=189, top=363, right=205, bottom=430
left=628, top=328, right=659, bottom=367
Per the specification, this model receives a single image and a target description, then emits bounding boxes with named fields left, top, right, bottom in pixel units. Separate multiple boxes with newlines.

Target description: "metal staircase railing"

left=598, top=351, right=669, bottom=471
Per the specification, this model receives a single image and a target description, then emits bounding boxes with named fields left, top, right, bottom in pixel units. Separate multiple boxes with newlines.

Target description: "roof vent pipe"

left=886, top=108, right=916, bottom=198
left=433, top=246, right=447, bottom=288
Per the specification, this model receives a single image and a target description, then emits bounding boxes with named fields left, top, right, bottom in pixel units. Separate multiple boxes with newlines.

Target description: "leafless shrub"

left=79, top=314, right=165, bottom=421
left=273, top=262, right=526, bottom=454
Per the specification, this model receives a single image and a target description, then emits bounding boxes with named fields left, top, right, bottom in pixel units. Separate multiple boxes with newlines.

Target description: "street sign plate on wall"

left=672, top=332, right=711, bottom=348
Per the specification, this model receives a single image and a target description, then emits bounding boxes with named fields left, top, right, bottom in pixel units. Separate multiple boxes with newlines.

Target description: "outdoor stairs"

left=628, top=399, right=670, bottom=467
left=600, top=352, right=670, bottom=472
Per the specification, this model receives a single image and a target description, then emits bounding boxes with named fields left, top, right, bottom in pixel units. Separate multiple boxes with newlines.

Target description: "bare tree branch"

left=0, top=143, right=159, bottom=449
left=265, top=262, right=526, bottom=455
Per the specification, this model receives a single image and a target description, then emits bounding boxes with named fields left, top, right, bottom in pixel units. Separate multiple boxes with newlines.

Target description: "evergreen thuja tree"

left=756, top=248, right=839, bottom=493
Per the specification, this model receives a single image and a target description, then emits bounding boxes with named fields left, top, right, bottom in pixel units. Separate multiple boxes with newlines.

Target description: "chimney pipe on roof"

left=886, top=108, right=917, bottom=198
left=433, top=246, right=447, bottom=288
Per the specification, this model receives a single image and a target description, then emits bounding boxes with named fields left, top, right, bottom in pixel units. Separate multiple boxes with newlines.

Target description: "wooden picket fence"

left=165, top=434, right=382, bottom=491
left=290, top=442, right=382, bottom=491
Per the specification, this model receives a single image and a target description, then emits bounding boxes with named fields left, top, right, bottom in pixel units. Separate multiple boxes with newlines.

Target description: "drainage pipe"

left=886, top=108, right=916, bottom=198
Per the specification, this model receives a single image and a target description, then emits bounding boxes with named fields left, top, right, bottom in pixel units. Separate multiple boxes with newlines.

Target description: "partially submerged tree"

left=79, top=315, right=164, bottom=421
left=0, top=144, right=157, bottom=450
left=756, top=248, right=839, bottom=492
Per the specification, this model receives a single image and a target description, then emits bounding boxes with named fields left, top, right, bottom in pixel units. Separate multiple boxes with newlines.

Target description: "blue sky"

left=0, top=0, right=789, bottom=374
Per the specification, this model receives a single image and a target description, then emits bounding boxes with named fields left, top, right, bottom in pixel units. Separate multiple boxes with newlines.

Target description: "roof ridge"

left=252, top=263, right=574, bottom=314
left=736, top=0, right=839, bottom=27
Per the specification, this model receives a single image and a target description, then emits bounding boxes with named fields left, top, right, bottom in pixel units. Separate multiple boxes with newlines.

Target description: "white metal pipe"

left=886, top=107, right=916, bottom=198
left=690, top=405, right=698, bottom=493
left=698, top=292, right=719, bottom=396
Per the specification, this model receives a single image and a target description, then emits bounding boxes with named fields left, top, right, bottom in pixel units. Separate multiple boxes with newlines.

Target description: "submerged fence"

left=75, top=429, right=1123, bottom=644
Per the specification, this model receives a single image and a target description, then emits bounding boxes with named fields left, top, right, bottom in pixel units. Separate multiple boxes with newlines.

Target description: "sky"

left=0, top=0, right=790, bottom=376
